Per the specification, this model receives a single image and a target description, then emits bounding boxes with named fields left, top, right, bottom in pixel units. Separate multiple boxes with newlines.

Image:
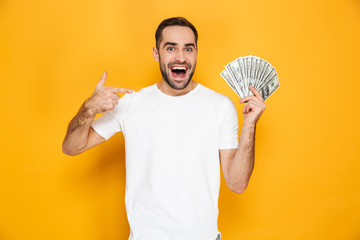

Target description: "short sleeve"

left=218, top=96, right=239, bottom=149
left=91, top=93, right=130, bottom=140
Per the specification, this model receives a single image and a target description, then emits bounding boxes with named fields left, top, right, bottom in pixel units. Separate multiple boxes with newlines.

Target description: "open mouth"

left=170, top=66, right=188, bottom=79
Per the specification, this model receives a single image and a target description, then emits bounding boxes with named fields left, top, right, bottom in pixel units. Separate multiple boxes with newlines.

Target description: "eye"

left=167, top=47, right=175, bottom=51
left=185, top=48, right=193, bottom=52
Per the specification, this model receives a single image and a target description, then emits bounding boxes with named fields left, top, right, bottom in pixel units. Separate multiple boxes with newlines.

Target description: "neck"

left=157, top=80, right=198, bottom=96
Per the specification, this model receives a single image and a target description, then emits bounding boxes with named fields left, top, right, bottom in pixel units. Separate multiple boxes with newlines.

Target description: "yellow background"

left=0, top=0, right=359, bottom=239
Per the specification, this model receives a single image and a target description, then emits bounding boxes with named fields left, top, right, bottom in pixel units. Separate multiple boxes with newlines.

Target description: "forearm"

left=228, top=123, right=256, bottom=191
left=62, top=99, right=95, bottom=155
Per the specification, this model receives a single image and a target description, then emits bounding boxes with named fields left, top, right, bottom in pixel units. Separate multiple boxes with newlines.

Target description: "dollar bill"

left=225, top=59, right=246, bottom=98
left=259, top=74, right=279, bottom=101
left=220, top=55, right=279, bottom=101
left=220, top=70, right=241, bottom=98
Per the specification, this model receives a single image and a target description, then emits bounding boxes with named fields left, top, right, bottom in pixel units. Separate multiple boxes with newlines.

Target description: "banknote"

left=220, top=70, right=241, bottom=98
left=220, top=55, right=279, bottom=101
left=225, top=59, right=246, bottom=98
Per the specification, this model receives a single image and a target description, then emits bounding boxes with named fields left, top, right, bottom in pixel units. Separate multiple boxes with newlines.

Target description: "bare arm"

left=220, top=124, right=256, bottom=194
left=220, top=86, right=266, bottom=194
left=62, top=100, right=104, bottom=156
left=62, top=71, right=133, bottom=156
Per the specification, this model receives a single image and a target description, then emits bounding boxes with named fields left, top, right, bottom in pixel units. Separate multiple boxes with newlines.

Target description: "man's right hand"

left=62, top=71, right=133, bottom=156
left=84, top=71, right=133, bottom=115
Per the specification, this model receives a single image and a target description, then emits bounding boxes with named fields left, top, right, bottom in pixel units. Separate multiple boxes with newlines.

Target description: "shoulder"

left=197, top=84, right=238, bottom=117
left=126, top=84, right=156, bottom=99
left=197, top=84, right=234, bottom=106
left=119, top=84, right=156, bottom=101
left=113, top=84, right=157, bottom=113
left=197, top=84, right=238, bottom=127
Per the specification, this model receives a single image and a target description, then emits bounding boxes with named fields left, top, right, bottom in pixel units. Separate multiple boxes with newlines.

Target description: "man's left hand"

left=239, top=86, right=266, bottom=127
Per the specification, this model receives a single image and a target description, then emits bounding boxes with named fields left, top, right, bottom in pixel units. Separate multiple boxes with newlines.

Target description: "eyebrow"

left=163, top=42, right=177, bottom=48
left=163, top=42, right=196, bottom=48
left=185, top=43, right=196, bottom=47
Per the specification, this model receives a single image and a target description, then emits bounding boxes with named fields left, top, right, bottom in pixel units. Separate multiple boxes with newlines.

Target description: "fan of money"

left=220, top=55, right=279, bottom=101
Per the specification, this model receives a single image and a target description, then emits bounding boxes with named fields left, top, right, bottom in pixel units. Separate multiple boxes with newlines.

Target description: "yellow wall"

left=0, top=0, right=359, bottom=239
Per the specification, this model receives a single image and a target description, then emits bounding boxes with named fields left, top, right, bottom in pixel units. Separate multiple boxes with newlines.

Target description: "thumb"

left=96, top=71, right=107, bottom=89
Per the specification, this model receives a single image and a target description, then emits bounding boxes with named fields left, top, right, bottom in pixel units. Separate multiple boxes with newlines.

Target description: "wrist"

left=242, top=122, right=256, bottom=131
left=82, top=98, right=97, bottom=118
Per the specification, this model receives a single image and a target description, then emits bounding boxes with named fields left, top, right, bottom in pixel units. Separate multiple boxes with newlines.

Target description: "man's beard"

left=159, top=58, right=196, bottom=90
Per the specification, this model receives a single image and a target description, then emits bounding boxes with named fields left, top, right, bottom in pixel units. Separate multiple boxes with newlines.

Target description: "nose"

left=175, top=50, right=186, bottom=63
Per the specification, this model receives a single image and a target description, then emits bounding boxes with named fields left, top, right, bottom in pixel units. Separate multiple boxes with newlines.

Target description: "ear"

left=152, top=47, right=159, bottom=62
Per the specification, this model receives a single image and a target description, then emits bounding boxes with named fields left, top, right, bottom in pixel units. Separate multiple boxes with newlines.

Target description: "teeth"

left=172, top=67, right=186, bottom=70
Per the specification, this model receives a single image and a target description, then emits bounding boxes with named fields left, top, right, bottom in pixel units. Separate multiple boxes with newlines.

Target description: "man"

left=62, top=17, right=266, bottom=240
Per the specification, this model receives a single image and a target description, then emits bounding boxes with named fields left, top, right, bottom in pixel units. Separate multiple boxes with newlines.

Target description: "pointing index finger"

left=109, top=87, right=133, bottom=93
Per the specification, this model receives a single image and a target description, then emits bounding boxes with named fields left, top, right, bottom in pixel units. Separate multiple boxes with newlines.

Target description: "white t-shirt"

left=91, top=83, right=239, bottom=240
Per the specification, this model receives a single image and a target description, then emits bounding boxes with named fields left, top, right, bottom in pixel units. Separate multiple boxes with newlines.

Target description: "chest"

left=121, top=98, right=219, bottom=142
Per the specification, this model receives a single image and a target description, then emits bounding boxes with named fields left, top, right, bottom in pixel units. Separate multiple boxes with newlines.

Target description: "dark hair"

left=155, top=17, right=198, bottom=50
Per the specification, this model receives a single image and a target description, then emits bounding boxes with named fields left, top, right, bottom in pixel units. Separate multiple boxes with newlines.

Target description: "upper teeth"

left=172, top=67, right=186, bottom=70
